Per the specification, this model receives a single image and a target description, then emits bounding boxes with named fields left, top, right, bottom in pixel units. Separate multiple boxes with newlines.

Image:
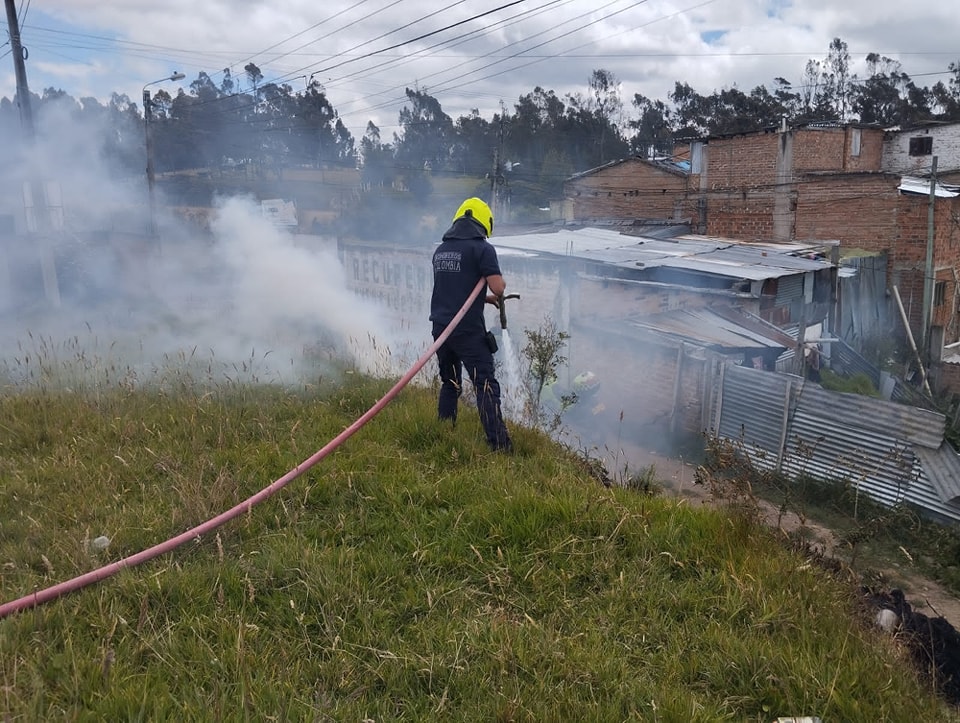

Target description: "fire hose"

left=0, top=280, right=486, bottom=620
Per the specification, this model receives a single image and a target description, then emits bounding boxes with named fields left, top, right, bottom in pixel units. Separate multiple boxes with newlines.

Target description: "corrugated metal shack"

left=492, top=227, right=832, bottom=452
left=705, top=362, right=960, bottom=525
left=340, top=226, right=960, bottom=524
left=493, top=227, right=960, bottom=525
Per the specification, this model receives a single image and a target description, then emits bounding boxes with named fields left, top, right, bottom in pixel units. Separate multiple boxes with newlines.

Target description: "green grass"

left=1, top=357, right=958, bottom=720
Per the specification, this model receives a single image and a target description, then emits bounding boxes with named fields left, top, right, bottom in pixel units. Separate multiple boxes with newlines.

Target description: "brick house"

left=564, top=123, right=960, bottom=369
left=560, top=157, right=696, bottom=224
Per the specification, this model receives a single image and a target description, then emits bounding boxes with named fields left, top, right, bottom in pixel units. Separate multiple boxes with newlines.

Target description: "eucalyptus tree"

left=508, top=86, right=567, bottom=176
left=359, top=121, right=395, bottom=190
left=587, top=69, right=624, bottom=163
left=452, top=109, right=496, bottom=176
left=394, top=87, right=454, bottom=173
left=630, top=94, right=673, bottom=157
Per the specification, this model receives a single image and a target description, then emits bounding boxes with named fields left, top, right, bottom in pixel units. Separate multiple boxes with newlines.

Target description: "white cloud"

left=4, top=0, right=959, bottom=132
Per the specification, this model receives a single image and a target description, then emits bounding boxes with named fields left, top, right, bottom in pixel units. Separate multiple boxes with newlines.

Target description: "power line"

left=239, top=0, right=375, bottom=68
left=143, top=0, right=541, bottom=123
left=336, top=0, right=653, bottom=122
left=271, top=0, right=531, bottom=87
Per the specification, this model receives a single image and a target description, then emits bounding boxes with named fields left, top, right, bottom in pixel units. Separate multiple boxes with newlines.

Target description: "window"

left=935, top=281, right=947, bottom=307
left=851, top=128, right=862, bottom=157
left=909, top=136, right=933, bottom=156
left=691, top=141, right=703, bottom=174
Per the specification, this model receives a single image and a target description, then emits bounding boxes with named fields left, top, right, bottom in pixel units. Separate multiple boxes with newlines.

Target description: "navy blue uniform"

left=430, top=217, right=512, bottom=452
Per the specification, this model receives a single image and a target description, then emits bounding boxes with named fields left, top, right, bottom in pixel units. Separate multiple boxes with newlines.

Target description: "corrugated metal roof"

left=494, top=228, right=641, bottom=255
left=494, top=228, right=834, bottom=281
left=898, top=176, right=960, bottom=198
left=626, top=308, right=790, bottom=350
left=565, top=155, right=691, bottom=181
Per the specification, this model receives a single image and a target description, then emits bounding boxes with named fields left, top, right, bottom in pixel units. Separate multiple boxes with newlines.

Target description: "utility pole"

left=143, top=88, right=157, bottom=239
left=4, top=0, right=34, bottom=139
left=4, top=0, right=59, bottom=307
left=490, top=102, right=506, bottom=224
left=921, top=155, right=938, bottom=354
left=142, top=72, right=184, bottom=240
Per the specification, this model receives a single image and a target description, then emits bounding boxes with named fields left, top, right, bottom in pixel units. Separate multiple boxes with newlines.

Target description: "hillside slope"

left=0, top=376, right=956, bottom=720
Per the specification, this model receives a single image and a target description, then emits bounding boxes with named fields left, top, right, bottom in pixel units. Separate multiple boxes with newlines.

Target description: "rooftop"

left=495, top=227, right=834, bottom=282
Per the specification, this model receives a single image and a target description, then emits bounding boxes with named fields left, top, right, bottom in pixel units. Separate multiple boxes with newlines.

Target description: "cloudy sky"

left=3, top=0, right=959, bottom=137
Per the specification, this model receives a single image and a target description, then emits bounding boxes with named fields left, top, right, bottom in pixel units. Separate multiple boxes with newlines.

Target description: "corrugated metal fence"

left=831, top=338, right=937, bottom=411
left=705, top=362, right=960, bottom=525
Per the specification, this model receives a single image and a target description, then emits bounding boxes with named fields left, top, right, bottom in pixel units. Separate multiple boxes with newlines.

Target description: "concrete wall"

left=883, top=124, right=960, bottom=176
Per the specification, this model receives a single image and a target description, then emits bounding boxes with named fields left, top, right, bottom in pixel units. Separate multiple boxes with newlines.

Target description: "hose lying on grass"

left=0, top=280, right=485, bottom=620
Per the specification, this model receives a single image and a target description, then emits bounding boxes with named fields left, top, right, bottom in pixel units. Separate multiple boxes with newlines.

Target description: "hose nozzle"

left=498, top=293, right=521, bottom=329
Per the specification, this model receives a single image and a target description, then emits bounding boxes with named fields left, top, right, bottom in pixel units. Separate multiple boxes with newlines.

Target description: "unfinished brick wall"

left=791, top=127, right=883, bottom=173
left=704, top=133, right=781, bottom=189
left=703, top=127, right=884, bottom=191
left=705, top=192, right=777, bottom=239
left=565, top=158, right=692, bottom=220
left=793, top=175, right=899, bottom=250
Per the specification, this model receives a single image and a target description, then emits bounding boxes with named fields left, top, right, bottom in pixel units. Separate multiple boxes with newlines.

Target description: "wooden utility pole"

left=4, top=0, right=60, bottom=307
left=143, top=88, right=158, bottom=239
left=4, top=0, right=34, bottom=138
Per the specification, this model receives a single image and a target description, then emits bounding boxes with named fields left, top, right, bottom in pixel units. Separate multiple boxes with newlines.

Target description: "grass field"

left=1, top=349, right=958, bottom=721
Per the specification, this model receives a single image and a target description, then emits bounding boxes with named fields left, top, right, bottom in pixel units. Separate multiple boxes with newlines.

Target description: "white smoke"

left=0, top=178, right=416, bottom=383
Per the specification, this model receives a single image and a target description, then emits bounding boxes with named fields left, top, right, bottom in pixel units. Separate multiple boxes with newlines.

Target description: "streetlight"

left=143, top=72, right=186, bottom=239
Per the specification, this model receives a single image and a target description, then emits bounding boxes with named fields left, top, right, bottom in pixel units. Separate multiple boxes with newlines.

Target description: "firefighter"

left=429, top=198, right=513, bottom=453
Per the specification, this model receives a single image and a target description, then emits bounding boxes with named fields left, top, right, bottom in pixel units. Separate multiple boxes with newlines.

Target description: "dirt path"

left=608, top=443, right=960, bottom=631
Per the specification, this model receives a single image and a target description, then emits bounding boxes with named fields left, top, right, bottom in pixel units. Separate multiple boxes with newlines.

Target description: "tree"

left=669, top=82, right=710, bottom=136
left=539, top=148, right=574, bottom=198
left=932, top=62, right=960, bottom=120
left=522, top=318, right=573, bottom=431
left=772, top=77, right=802, bottom=120
left=359, top=121, right=394, bottom=190
left=825, top=37, right=852, bottom=121
left=853, top=54, right=906, bottom=126
left=588, top=69, right=623, bottom=163
left=171, top=73, right=229, bottom=169
left=394, top=87, right=454, bottom=174
left=452, top=109, right=495, bottom=176
left=630, top=94, right=674, bottom=157
left=244, top=62, right=263, bottom=109
left=508, top=87, right=567, bottom=178
left=564, top=74, right=629, bottom=168
left=291, top=84, right=340, bottom=167
left=333, top=118, right=356, bottom=167
left=220, top=68, right=235, bottom=96
left=797, top=59, right=823, bottom=122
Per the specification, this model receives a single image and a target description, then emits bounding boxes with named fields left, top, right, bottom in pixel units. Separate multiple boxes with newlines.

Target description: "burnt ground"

left=864, top=587, right=960, bottom=707
left=606, top=442, right=960, bottom=708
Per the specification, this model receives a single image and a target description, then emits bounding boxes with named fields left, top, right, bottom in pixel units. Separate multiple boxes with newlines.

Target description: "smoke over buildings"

left=0, top=105, right=416, bottom=386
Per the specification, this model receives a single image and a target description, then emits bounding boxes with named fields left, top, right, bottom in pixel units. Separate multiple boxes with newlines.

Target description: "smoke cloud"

left=0, top=103, right=421, bottom=388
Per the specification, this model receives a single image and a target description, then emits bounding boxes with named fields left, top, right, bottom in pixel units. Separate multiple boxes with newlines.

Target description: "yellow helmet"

left=453, top=197, right=493, bottom=237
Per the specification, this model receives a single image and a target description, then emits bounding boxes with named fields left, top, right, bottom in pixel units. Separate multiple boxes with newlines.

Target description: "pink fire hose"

left=0, top=280, right=486, bottom=620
